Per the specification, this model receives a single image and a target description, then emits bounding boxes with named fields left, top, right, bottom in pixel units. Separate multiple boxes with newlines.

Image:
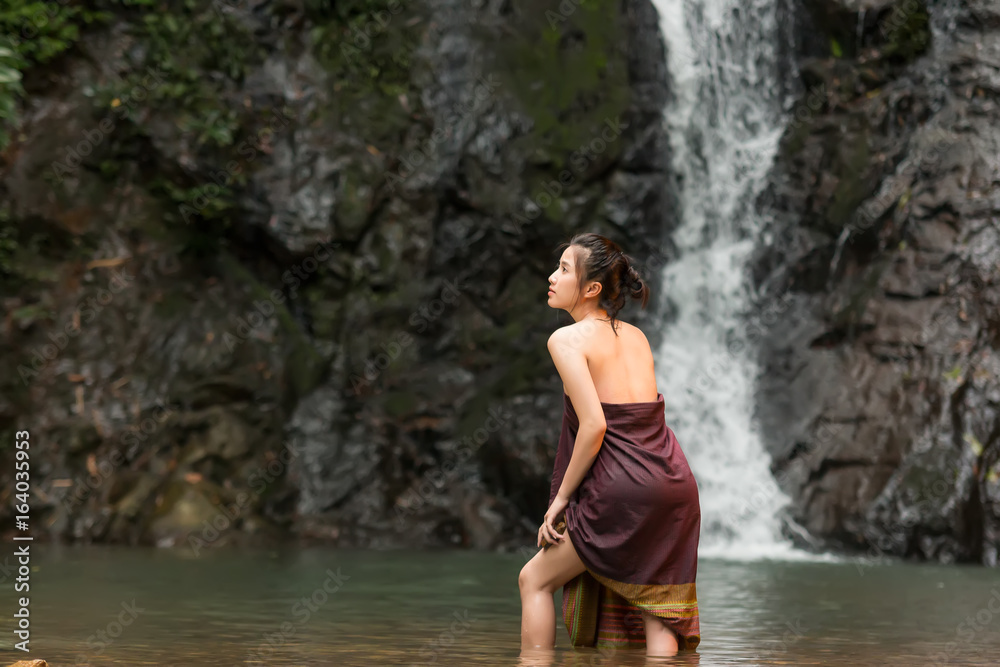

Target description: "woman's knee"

left=519, top=559, right=553, bottom=595
left=519, top=561, right=537, bottom=594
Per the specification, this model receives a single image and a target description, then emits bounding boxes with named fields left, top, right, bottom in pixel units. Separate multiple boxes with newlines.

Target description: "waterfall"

left=651, top=0, right=810, bottom=559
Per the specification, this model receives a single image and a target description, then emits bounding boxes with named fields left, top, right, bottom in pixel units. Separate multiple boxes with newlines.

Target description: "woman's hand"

left=538, top=494, right=569, bottom=547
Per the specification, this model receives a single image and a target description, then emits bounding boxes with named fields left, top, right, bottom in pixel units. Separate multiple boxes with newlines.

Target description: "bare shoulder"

left=624, top=321, right=650, bottom=345
left=547, top=323, right=580, bottom=347
left=546, top=322, right=593, bottom=355
left=618, top=320, right=653, bottom=356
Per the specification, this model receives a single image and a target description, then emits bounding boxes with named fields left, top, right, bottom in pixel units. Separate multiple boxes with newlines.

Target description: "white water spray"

left=651, top=0, right=816, bottom=560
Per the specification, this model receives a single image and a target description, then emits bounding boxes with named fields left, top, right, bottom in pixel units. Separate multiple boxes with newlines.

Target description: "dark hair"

left=555, top=233, right=650, bottom=335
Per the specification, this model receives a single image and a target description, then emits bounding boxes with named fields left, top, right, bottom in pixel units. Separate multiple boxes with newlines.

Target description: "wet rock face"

left=0, top=0, right=671, bottom=550
left=753, top=0, right=1000, bottom=564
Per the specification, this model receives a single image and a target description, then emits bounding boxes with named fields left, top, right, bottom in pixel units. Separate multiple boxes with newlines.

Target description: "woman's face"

left=547, top=246, right=581, bottom=309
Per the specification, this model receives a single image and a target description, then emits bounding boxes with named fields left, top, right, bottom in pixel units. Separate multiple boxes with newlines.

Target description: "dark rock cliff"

left=0, top=0, right=673, bottom=550
left=753, top=0, right=1000, bottom=564
left=4, top=0, right=995, bottom=565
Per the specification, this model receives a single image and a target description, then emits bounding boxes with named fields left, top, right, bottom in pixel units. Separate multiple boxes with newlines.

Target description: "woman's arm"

left=547, top=327, right=607, bottom=502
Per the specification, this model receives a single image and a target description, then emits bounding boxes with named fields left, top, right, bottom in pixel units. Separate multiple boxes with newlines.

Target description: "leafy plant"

left=307, top=0, right=424, bottom=147
left=0, top=44, right=24, bottom=149
left=496, top=0, right=629, bottom=164
left=0, top=1, right=110, bottom=150
left=94, top=0, right=263, bottom=149
left=0, top=214, right=17, bottom=279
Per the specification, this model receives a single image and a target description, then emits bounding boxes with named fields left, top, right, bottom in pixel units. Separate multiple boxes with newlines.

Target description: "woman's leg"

left=518, top=530, right=587, bottom=651
left=640, top=609, right=679, bottom=657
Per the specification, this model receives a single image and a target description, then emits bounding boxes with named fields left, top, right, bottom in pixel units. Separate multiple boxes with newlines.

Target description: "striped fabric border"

left=562, top=570, right=599, bottom=646
left=562, top=570, right=701, bottom=651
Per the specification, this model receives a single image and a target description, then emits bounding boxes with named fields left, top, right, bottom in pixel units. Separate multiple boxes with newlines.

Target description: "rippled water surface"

left=2, top=545, right=999, bottom=665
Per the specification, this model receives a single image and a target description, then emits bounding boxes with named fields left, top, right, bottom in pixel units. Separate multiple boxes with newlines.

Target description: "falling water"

left=651, top=0, right=813, bottom=559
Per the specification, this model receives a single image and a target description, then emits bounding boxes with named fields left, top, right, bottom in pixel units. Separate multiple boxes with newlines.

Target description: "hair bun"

left=624, top=262, right=649, bottom=309
left=625, top=264, right=642, bottom=292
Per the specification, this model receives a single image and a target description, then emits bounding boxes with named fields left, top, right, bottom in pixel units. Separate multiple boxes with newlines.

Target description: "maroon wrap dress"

left=549, top=391, right=701, bottom=650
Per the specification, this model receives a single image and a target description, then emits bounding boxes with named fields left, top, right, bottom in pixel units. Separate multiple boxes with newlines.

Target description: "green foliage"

left=82, top=0, right=272, bottom=253
left=825, top=123, right=873, bottom=233
left=95, top=0, right=264, bottom=149
left=494, top=0, right=630, bottom=170
left=0, top=1, right=111, bottom=150
left=943, top=365, right=962, bottom=381
left=881, top=5, right=930, bottom=62
left=155, top=177, right=236, bottom=223
left=0, top=201, right=104, bottom=291
left=145, top=175, right=234, bottom=258
left=964, top=432, right=984, bottom=457
left=0, top=214, right=17, bottom=279
left=176, top=107, right=241, bottom=147
left=0, top=1, right=107, bottom=64
left=0, top=45, right=22, bottom=152
left=830, top=38, right=843, bottom=58
left=307, top=0, right=423, bottom=147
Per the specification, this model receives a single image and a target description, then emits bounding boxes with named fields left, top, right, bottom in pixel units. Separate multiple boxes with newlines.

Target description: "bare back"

left=561, top=319, right=658, bottom=403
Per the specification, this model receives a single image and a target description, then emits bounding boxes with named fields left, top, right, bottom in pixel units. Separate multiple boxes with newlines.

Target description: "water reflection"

left=517, top=647, right=703, bottom=666
left=2, top=545, right=998, bottom=665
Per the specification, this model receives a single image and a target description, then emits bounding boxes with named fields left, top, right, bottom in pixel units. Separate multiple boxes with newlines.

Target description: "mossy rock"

left=145, top=477, right=227, bottom=546
left=113, top=472, right=161, bottom=519
left=878, top=1, right=931, bottom=63
left=306, top=0, right=425, bottom=147
left=492, top=0, right=630, bottom=173
left=179, top=406, right=253, bottom=464
left=826, top=130, right=873, bottom=231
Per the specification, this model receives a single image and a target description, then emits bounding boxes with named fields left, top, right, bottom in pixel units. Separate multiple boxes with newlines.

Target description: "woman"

left=518, top=233, right=701, bottom=658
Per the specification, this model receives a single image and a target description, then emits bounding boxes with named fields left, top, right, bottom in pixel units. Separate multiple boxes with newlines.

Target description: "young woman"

left=518, top=233, right=701, bottom=658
